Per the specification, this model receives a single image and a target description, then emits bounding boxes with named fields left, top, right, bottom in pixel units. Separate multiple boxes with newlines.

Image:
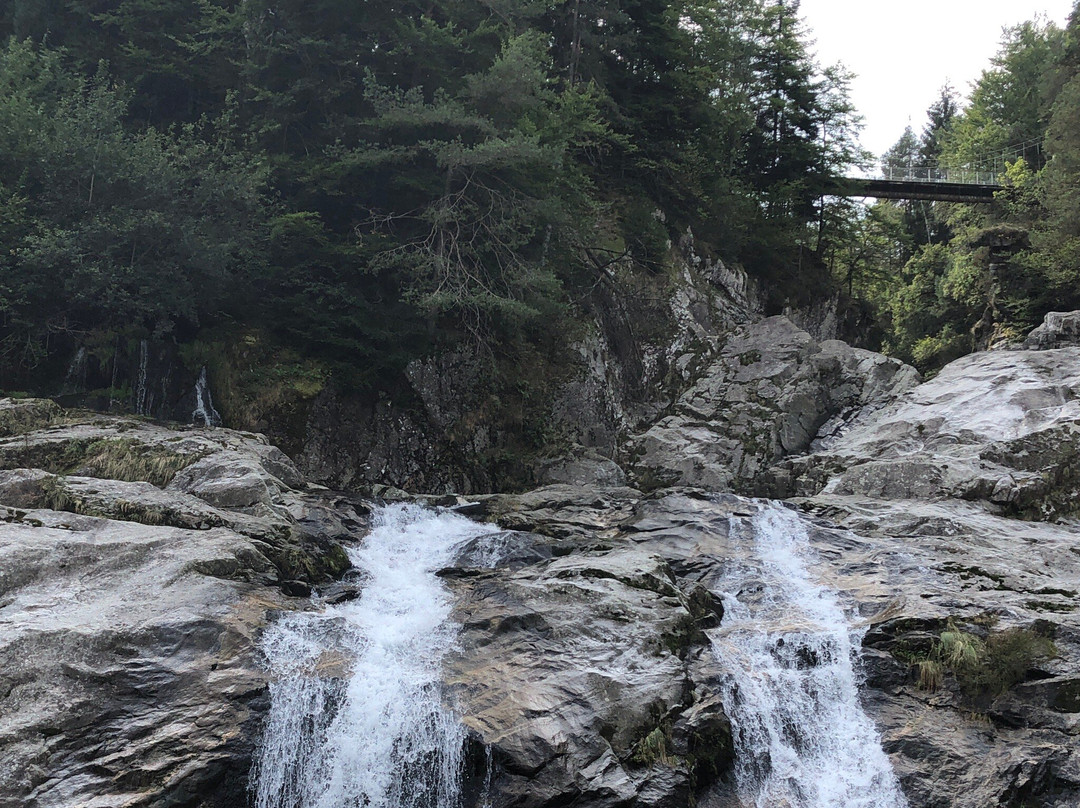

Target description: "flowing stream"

left=252, top=499, right=904, bottom=808
left=251, top=504, right=499, bottom=808
left=192, top=366, right=221, bottom=427
left=708, top=504, right=907, bottom=808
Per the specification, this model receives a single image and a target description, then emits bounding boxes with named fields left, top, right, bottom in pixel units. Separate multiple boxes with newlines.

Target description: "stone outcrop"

left=444, top=488, right=739, bottom=808
left=443, top=485, right=1080, bottom=808
left=438, top=318, right=1080, bottom=808
left=628, top=316, right=920, bottom=492
left=300, top=251, right=762, bottom=495
left=737, top=315, right=1080, bottom=806
left=1023, top=310, right=1080, bottom=350
left=0, top=402, right=365, bottom=808
left=767, top=345, right=1080, bottom=520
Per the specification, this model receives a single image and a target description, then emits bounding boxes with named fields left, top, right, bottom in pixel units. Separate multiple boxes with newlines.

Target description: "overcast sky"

left=798, top=0, right=1075, bottom=158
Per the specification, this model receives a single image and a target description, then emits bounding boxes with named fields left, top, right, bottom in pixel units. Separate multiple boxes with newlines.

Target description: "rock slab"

left=0, top=403, right=362, bottom=808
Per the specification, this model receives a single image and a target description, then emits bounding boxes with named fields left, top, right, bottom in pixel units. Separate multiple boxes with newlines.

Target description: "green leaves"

left=0, top=40, right=270, bottom=370
left=0, top=0, right=871, bottom=388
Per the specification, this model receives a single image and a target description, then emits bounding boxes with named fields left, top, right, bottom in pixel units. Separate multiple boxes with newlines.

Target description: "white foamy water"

left=709, top=505, right=907, bottom=808
left=192, top=366, right=221, bottom=427
left=251, top=504, right=500, bottom=808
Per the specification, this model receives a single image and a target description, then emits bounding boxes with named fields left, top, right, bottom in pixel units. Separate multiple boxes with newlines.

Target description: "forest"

left=846, top=10, right=1080, bottom=369
left=0, top=0, right=1078, bottom=409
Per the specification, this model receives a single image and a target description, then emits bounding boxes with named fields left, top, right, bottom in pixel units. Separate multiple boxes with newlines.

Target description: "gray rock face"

left=0, top=510, right=282, bottom=807
left=537, top=449, right=628, bottom=487
left=444, top=488, right=741, bottom=808
left=299, top=250, right=761, bottom=495
left=446, top=485, right=1080, bottom=808
left=796, top=495, right=1080, bottom=808
left=8, top=324, right=1080, bottom=808
left=0, top=402, right=362, bottom=807
left=1024, top=310, right=1080, bottom=350
left=169, top=450, right=282, bottom=509
left=441, top=338, right=1080, bottom=808
left=737, top=339, right=1080, bottom=805
left=628, top=316, right=920, bottom=492
left=771, top=347, right=1080, bottom=519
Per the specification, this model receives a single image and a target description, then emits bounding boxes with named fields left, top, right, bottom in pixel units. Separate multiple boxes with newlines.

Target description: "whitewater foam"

left=251, top=504, right=500, bottom=808
left=708, top=504, right=907, bottom=808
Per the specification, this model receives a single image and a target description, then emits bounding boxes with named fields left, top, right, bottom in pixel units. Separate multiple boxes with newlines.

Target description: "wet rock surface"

left=0, top=402, right=366, bottom=808
left=795, top=496, right=1080, bottom=808
left=736, top=317, right=1080, bottom=806
left=443, top=488, right=743, bottom=808
left=445, top=484, right=1080, bottom=808
left=6, top=312, right=1080, bottom=808
left=628, top=316, right=919, bottom=492
left=444, top=321, right=1080, bottom=807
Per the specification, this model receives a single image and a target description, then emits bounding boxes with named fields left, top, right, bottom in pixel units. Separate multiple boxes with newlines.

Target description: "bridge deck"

left=836, top=178, right=1002, bottom=203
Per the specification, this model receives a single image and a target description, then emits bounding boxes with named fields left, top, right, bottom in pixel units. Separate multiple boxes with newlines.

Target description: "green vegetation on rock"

left=906, top=623, right=1057, bottom=701
left=0, top=0, right=863, bottom=408
left=1, top=437, right=203, bottom=486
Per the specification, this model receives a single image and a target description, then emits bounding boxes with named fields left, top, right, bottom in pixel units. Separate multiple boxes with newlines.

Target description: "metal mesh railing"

left=872, top=137, right=1044, bottom=187
left=874, top=165, right=1001, bottom=185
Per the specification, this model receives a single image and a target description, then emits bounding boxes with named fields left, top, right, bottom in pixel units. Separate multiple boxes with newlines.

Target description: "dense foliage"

left=838, top=7, right=1080, bottom=371
left=6, top=0, right=1074, bottom=400
left=0, top=0, right=862, bottom=394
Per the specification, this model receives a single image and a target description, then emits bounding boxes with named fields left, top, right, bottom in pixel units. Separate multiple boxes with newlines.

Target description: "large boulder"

left=0, top=509, right=284, bottom=807
left=1023, top=310, right=1080, bottom=350
left=628, top=317, right=919, bottom=492
left=737, top=336, right=1080, bottom=805
left=0, top=401, right=362, bottom=807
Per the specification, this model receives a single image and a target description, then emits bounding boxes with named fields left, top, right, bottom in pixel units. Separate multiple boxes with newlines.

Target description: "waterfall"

left=709, top=504, right=907, bottom=808
left=63, top=347, right=87, bottom=393
left=192, top=366, right=222, bottom=427
left=134, top=340, right=150, bottom=416
left=251, top=504, right=501, bottom=808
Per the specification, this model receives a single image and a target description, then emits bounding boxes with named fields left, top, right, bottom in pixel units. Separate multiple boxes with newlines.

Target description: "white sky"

left=799, top=0, right=1076, bottom=157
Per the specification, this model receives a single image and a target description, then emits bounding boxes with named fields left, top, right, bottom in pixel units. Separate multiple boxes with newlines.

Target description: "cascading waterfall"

left=134, top=339, right=150, bottom=416
left=192, top=366, right=221, bottom=427
left=251, top=504, right=500, bottom=808
left=709, top=504, right=907, bottom=808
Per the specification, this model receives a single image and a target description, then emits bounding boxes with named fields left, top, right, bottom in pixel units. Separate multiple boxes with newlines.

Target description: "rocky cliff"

left=0, top=402, right=364, bottom=807
left=2, top=311, right=1080, bottom=808
left=444, top=483, right=1078, bottom=808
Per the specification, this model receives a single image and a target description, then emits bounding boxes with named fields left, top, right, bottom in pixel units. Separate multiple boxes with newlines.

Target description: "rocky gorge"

left=2, top=304, right=1080, bottom=808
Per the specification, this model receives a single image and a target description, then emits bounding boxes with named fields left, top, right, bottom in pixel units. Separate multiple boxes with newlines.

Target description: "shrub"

left=909, top=623, right=1056, bottom=700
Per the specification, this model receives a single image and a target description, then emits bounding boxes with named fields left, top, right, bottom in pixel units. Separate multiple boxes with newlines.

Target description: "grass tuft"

left=3, top=437, right=203, bottom=487
left=917, top=659, right=944, bottom=691
left=634, top=726, right=675, bottom=767
left=906, top=622, right=1056, bottom=699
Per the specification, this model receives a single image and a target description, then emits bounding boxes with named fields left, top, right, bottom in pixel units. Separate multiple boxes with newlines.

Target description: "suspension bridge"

left=832, top=137, right=1043, bottom=203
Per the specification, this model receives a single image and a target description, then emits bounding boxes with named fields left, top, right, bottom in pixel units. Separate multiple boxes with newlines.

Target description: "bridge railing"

left=874, top=165, right=1001, bottom=186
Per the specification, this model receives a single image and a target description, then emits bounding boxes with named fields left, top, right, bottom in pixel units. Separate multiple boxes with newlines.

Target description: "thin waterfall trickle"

left=63, top=347, right=87, bottom=394
left=708, top=504, right=907, bottom=808
left=192, top=366, right=221, bottom=427
left=134, top=340, right=150, bottom=416
left=251, top=504, right=501, bottom=808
